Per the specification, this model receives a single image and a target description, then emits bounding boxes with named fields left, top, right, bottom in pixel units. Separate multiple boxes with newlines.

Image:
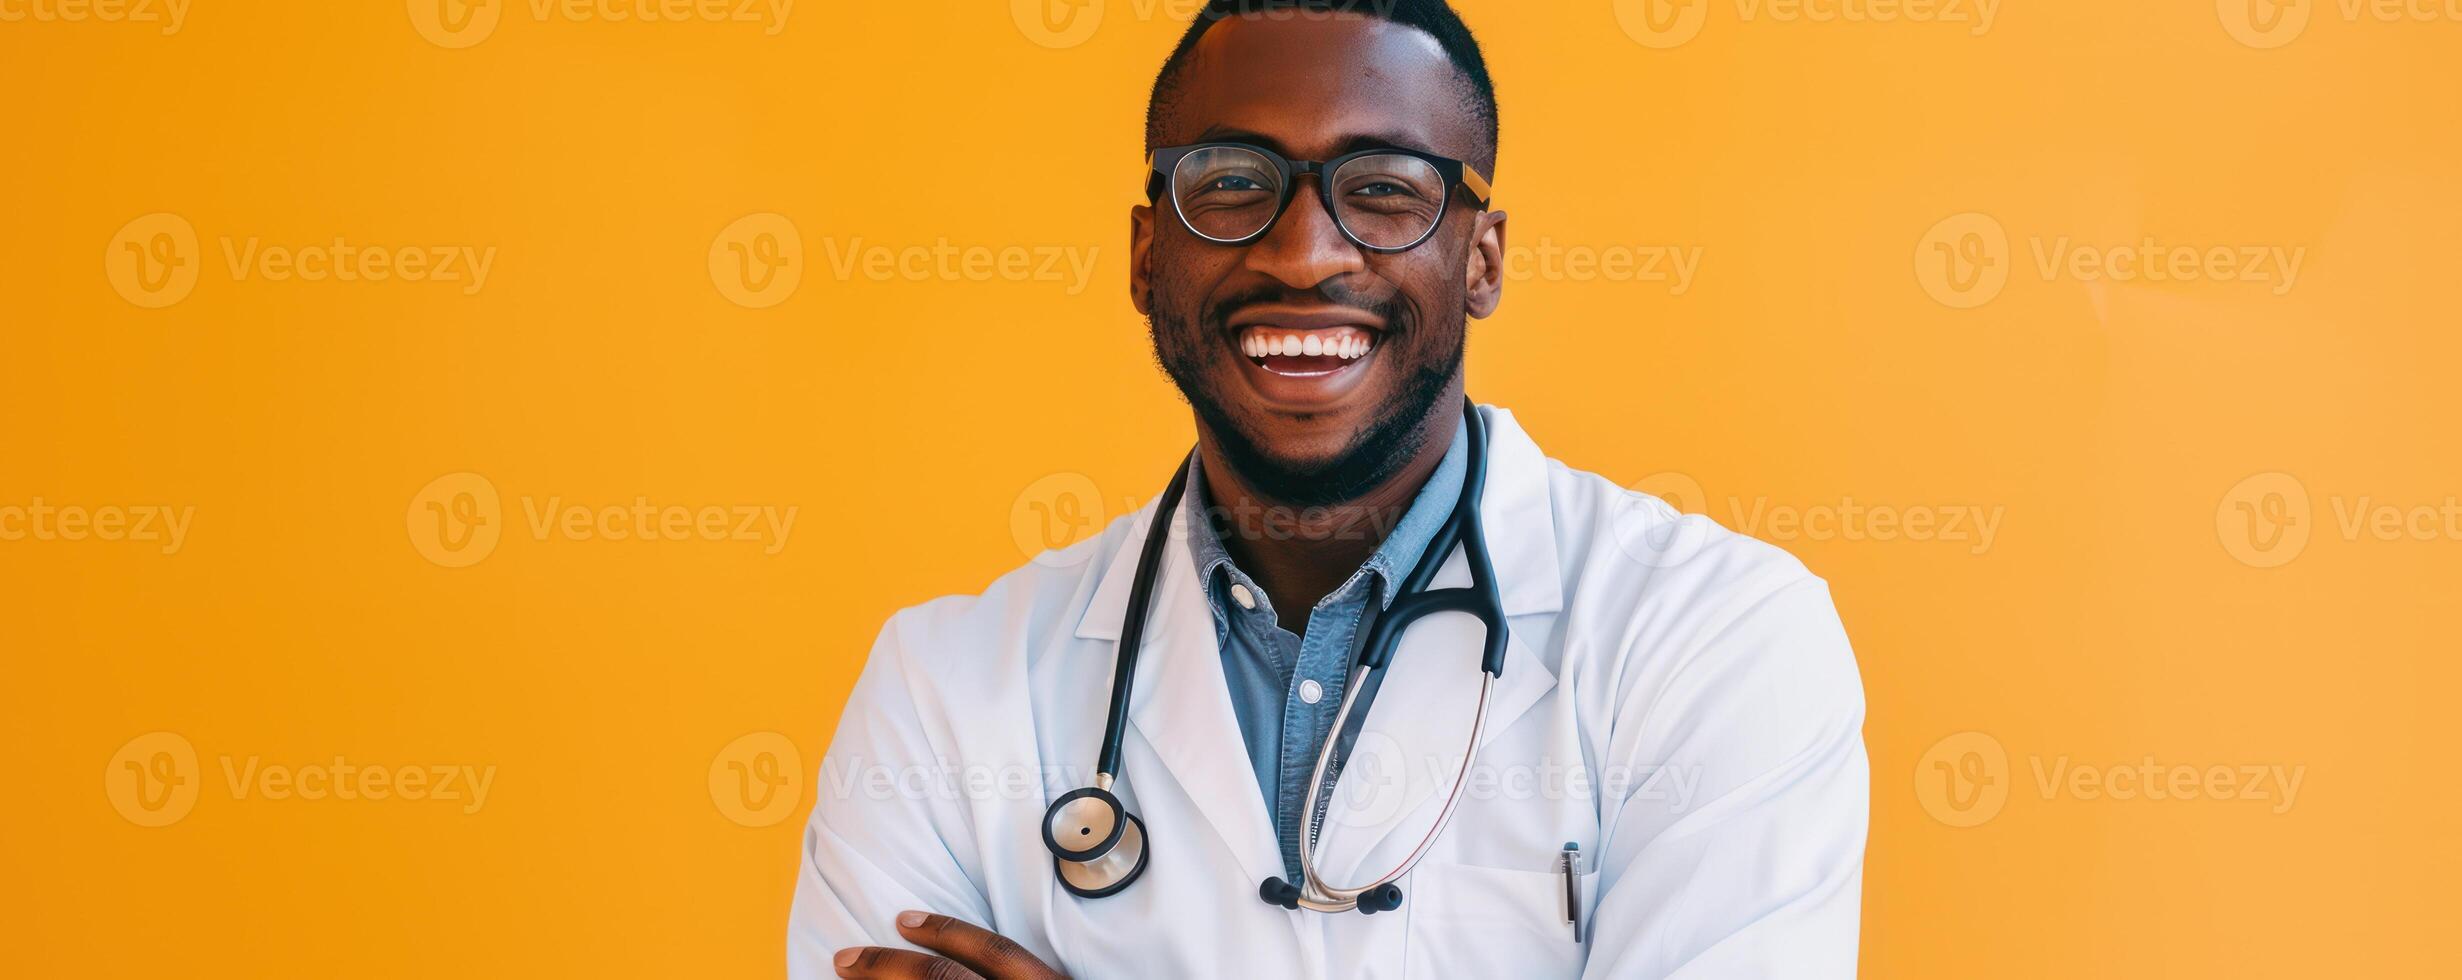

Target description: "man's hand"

left=830, top=910, right=1066, bottom=980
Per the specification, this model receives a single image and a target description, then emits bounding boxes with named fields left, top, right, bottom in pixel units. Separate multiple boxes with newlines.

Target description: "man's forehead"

left=1164, top=11, right=1477, bottom=160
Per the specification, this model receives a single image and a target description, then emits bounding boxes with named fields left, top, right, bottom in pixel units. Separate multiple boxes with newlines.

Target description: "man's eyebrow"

left=1187, top=127, right=1447, bottom=159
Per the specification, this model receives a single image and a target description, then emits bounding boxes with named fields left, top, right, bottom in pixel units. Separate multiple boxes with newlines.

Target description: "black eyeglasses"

left=1145, top=142, right=1493, bottom=254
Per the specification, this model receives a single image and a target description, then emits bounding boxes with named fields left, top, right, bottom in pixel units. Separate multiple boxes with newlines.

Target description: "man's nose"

left=1244, top=182, right=1364, bottom=289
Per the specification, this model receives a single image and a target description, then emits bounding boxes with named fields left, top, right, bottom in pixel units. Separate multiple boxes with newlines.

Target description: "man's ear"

left=1130, top=203, right=1156, bottom=316
left=1464, top=209, right=1507, bottom=319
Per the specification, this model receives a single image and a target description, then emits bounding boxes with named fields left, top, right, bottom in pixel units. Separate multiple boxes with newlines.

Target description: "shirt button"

left=1229, top=583, right=1257, bottom=610
left=1299, top=679, right=1324, bottom=704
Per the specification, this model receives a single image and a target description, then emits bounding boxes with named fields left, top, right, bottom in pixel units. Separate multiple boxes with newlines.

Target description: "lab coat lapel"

left=1316, top=405, right=1566, bottom=885
left=1072, top=496, right=1289, bottom=894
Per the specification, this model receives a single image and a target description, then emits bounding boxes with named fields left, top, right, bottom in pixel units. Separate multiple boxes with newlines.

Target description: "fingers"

left=831, top=944, right=987, bottom=980
left=896, top=910, right=1064, bottom=980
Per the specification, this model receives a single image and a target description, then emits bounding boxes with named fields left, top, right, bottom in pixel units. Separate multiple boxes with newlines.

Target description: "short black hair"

left=1144, top=0, right=1499, bottom=172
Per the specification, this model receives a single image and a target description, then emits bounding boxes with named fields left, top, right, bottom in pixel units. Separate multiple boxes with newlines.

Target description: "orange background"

left=3, top=1, right=2455, bottom=976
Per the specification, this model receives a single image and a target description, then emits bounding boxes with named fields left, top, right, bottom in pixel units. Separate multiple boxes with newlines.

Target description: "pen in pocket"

left=1560, top=842, right=1584, bottom=943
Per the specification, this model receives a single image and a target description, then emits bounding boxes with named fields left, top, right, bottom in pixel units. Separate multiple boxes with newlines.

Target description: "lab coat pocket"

left=1402, top=861, right=1597, bottom=980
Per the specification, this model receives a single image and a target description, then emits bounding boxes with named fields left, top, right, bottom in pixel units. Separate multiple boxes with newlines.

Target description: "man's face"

left=1132, top=12, right=1505, bottom=505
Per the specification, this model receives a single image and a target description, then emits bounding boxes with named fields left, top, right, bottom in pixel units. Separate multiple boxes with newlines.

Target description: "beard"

left=1147, top=280, right=1463, bottom=508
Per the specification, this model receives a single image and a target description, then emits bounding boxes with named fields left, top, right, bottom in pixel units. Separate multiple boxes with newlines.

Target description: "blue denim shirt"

left=1178, top=418, right=1468, bottom=879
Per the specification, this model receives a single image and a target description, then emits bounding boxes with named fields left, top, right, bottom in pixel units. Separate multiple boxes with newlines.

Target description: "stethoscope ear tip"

left=1258, top=877, right=1302, bottom=910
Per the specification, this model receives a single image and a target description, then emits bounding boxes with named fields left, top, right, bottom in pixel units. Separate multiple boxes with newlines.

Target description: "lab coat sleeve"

left=1582, top=576, right=1869, bottom=979
left=787, top=610, right=999, bottom=979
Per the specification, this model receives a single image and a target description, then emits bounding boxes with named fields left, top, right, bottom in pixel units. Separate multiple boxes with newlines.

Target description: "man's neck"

left=1195, top=404, right=1461, bottom=633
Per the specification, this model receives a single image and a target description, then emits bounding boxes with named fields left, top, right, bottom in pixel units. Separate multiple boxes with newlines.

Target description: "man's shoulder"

left=870, top=506, right=1147, bottom=666
left=1539, top=455, right=1854, bottom=695
left=1540, top=455, right=1826, bottom=601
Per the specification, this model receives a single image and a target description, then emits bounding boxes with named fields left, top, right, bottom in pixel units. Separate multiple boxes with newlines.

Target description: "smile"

left=1238, top=326, right=1378, bottom=378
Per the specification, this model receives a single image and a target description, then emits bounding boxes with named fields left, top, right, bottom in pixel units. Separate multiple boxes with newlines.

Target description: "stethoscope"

left=1042, top=400, right=1510, bottom=914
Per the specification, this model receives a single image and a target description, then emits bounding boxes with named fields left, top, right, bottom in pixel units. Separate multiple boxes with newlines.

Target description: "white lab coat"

left=790, top=406, right=1867, bottom=979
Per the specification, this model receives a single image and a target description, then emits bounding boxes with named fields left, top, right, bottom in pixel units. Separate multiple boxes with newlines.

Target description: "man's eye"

left=1209, top=175, right=1264, bottom=191
left=1352, top=181, right=1407, bottom=197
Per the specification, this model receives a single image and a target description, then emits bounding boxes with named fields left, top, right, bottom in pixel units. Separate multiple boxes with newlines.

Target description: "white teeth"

left=1239, top=329, right=1377, bottom=362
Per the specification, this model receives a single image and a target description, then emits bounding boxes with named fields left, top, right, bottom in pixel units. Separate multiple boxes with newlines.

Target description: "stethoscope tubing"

left=1050, top=398, right=1507, bottom=912
left=1290, top=668, right=1495, bottom=911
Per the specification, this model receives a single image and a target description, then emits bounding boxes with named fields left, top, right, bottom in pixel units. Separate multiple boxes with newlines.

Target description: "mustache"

left=1201, top=279, right=1411, bottom=333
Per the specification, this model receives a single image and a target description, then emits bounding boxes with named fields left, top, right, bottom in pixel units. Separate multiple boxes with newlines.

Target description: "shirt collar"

left=1180, top=415, right=1471, bottom=614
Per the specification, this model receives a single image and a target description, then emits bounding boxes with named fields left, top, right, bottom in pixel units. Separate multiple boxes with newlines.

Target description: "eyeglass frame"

left=1144, top=141, right=1495, bottom=255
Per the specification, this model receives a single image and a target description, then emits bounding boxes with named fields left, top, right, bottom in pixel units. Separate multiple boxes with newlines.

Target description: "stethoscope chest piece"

left=1045, top=785, right=1148, bottom=898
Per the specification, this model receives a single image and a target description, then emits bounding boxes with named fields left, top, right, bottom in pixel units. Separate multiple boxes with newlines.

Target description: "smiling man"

left=790, top=3, right=1868, bottom=978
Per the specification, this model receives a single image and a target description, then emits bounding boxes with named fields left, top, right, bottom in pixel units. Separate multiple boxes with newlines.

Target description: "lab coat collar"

left=1069, top=405, right=1566, bottom=897
left=1074, top=403, right=1564, bottom=644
